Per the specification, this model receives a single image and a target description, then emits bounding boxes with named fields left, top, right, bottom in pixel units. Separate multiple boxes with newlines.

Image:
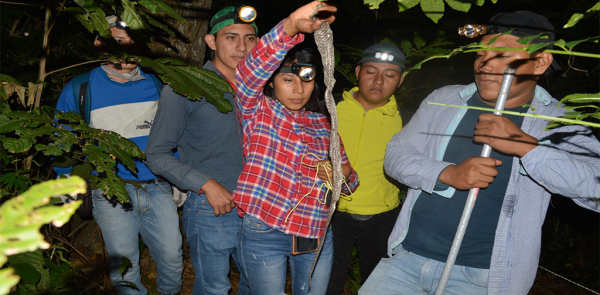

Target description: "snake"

left=308, top=5, right=342, bottom=286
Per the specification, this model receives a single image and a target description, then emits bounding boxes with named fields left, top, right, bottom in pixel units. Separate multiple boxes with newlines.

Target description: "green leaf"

left=0, top=74, right=21, bottom=85
left=138, top=57, right=233, bottom=113
left=11, top=263, right=40, bottom=285
left=527, top=43, right=551, bottom=54
left=516, top=33, right=551, bottom=46
left=565, top=36, right=600, bottom=50
left=445, top=0, right=471, bottom=13
left=90, top=10, right=110, bottom=39
left=121, top=0, right=145, bottom=30
left=138, top=0, right=186, bottom=22
left=143, top=13, right=175, bottom=36
left=474, top=0, right=485, bottom=6
left=563, top=2, right=600, bottom=29
left=2, top=137, right=33, bottom=153
left=564, top=12, right=585, bottom=29
left=119, top=257, right=132, bottom=278
left=560, top=93, right=600, bottom=104
left=71, top=12, right=96, bottom=34
left=364, top=0, right=386, bottom=9
left=397, top=0, right=420, bottom=12
left=400, top=39, right=413, bottom=57
left=420, top=0, right=445, bottom=23
left=413, top=32, right=426, bottom=50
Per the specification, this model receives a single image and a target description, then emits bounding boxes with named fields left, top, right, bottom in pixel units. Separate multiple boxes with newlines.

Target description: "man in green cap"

left=145, top=5, right=258, bottom=295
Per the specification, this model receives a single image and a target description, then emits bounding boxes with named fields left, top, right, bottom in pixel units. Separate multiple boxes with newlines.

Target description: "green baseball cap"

left=209, top=6, right=258, bottom=35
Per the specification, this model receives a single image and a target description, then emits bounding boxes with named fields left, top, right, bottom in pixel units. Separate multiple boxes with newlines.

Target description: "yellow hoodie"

left=337, top=87, right=403, bottom=215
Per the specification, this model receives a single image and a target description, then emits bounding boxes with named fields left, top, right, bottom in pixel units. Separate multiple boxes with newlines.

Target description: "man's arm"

left=384, top=87, right=458, bottom=194
left=475, top=113, right=600, bottom=201
left=145, top=86, right=211, bottom=193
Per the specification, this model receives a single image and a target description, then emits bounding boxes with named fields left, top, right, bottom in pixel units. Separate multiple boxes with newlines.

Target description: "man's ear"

left=533, top=52, right=553, bottom=75
left=354, top=65, right=361, bottom=80
left=397, top=73, right=405, bottom=88
left=205, top=34, right=217, bottom=51
left=94, top=35, right=105, bottom=49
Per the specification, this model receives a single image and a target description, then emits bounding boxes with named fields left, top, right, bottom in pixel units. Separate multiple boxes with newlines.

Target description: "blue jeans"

left=181, top=192, right=246, bottom=295
left=359, top=244, right=489, bottom=295
left=92, top=181, right=183, bottom=295
left=239, top=214, right=333, bottom=295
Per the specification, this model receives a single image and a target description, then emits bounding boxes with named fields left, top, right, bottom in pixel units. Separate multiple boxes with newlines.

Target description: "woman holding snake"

left=233, top=2, right=359, bottom=294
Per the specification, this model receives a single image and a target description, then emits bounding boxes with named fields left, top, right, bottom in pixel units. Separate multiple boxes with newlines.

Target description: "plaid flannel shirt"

left=234, top=20, right=359, bottom=239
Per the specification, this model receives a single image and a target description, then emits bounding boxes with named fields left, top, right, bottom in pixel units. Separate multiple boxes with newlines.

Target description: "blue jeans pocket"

left=91, top=188, right=108, bottom=201
left=243, top=215, right=275, bottom=233
left=462, top=266, right=489, bottom=287
left=156, top=181, right=172, bottom=194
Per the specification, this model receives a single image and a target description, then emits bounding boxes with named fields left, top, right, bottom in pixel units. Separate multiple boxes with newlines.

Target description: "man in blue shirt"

left=145, top=6, right=258, bottom=295
left=360, top=11, right=600, bottom=295
left=55, top=16, right=183, bottom=295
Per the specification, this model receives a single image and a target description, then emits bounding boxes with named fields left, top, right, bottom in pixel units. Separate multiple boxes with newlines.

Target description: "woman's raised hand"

left=283, top=1, right=336, bottom=37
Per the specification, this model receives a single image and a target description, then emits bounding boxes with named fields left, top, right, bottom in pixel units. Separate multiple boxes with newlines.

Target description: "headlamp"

left=375, top=52, right=395, bottom=62
left=458, top=24, right=488, bottom=38
left=115, top=18, right=129, bottom=30
left=280, top=63, right=316, bottom=82
left=212, top=5, right=257, bottom=26
left=238, top=6, right=257, bottom=22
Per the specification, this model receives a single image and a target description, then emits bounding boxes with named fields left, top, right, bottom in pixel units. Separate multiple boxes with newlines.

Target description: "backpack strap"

left=148, top=73, right=164, bottom=94
left=70, top=72, right=91, bottom=124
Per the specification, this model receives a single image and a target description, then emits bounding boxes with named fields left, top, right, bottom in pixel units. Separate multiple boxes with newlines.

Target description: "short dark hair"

left=264, top=46, right=322, bottom=112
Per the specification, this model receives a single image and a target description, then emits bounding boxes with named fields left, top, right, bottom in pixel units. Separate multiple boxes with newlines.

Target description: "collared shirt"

left=336, top=87, right=403, bottom=215
left=234, top=20, right=359, bottom=239
left=384, top=83, right=600, bottom=294
left=145, top=61, right=244, bottom=194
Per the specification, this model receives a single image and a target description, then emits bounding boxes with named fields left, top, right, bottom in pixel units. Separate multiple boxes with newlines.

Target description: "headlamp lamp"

left=115, top=17, right=129, bottom=30
left=212, top=5, right=257, bottom=26
left=458, top=24, right=489, bottom=38
left=374, top=52, right=395, bottom=62
left=238, top=6, right=257, bottom=22
left=280, top=63, right=316, bottom=82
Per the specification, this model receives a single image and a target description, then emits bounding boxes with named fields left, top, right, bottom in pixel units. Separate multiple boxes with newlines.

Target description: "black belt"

left=137, top=178, right=169, bottom=184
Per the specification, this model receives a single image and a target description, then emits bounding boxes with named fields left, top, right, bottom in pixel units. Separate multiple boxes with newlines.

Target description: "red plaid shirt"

left=234, top=20, right=359, bottom=239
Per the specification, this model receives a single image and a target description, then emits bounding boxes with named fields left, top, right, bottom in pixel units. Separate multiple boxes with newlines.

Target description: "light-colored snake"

left=308, top=18, right=342, bottom=286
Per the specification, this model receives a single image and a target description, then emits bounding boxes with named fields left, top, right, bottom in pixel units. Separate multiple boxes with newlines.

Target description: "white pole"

left=435, top=65, right=516, bottom=295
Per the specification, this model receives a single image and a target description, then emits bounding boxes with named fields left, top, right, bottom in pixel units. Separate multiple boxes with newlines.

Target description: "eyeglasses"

left=279, top=63, right=316, bottom=82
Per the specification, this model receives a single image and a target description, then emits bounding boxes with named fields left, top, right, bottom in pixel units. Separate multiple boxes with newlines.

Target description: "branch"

left=45, top=59, right=110, bottom=77
left=427, top=102, right=600, bottom=128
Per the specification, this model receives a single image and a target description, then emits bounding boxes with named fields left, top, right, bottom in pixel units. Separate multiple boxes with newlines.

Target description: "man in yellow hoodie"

left=326, top=43, right=412, bottom=294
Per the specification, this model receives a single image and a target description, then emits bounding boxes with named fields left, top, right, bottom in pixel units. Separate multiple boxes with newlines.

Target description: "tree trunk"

left=150, top=0, right=213, bottom=67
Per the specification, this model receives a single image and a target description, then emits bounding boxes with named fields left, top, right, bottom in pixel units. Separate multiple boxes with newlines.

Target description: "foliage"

left=363, top=0, right=498, bottom=23
left=0, top=177, right=84, bottom=295
left=564, top=1, right=600, bottom=28
left=0, top=94, right=146, bottom=202
left=420, top=36, right=600, bottom=129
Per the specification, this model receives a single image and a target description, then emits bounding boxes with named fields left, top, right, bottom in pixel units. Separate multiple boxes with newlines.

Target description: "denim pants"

left=239, top=214, right=334, bottom=295
left=359, top=244, right=489, bottom=295
left=326, top=206, right=400, bottom=295
left=92, top=181, right=183, bottom=295
left=181, top=192, right=246, bottom=295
